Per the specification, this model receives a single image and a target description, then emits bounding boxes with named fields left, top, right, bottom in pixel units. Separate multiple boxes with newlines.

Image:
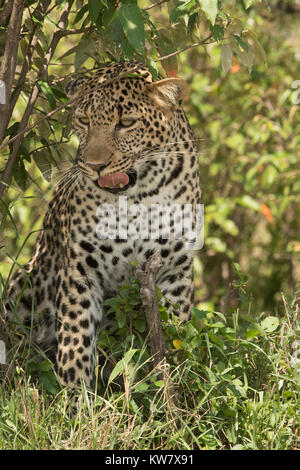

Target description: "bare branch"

left=0, top=0, right=25, bottom=143
left=144, top=0, right=169, bottom=11
left=157, top=34, right=213, bottom=62
left=136, top=251, right=168, bottom=368
left=59, top=26, right=92, bottom=36
left=136, top=251, right=178, bottom=407
left=9, top=1, right=52, bottom=124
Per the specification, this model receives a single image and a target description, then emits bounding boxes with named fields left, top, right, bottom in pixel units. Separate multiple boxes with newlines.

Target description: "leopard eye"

left=77, top=116, right=90, bottom=126
left=118, top=118, right=137, bottom=129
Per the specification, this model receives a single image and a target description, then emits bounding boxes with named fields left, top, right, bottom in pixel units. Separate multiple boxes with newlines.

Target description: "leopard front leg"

left=157, top=255, right=194, bottom=322
left=55, top=270, right=103, bottom=388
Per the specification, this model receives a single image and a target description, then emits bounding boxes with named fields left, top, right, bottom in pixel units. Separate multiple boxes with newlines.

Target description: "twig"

left=9, top=0, right=51, bottom=120
left=136, top=251, right=178, bottom=408
left=144, top=0, right=169, bottom=11
left=0, top=0, right=25, bottom=143
left=157, top=34, right=213, bottom=62
left=135, top=251, right=168, bottom=368
left=59, top=27, right=91, bottom=36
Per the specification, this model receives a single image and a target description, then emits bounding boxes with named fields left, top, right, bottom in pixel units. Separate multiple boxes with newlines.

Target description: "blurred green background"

left=184, top=10, right=300, bottom=314
left=1, top=0, right=299, bottom=316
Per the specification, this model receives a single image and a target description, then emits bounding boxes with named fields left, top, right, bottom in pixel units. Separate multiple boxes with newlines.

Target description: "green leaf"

left=260, top=316, right=280, bottom=334
left=122, top=37, right=135, bottom=60
left=123, top=348, right=138, bottom=365
left=245, top=328, right=261, bottom=339
left=118, top=4, right=145, bottom=54
left=13, top=159, right=27, bottom=190
left=234, top=34, right=249, bottom=53
left=246, top=30, right=267, bottom=64
left=38, top=80, right=56, bottom=110
left=232, top=262, right=247, bottom=283
left=244, top=0, right=254, bottom=8
left=199, top=0, right=218, bottom=25
left=210, top=23, right=224, bottom=42
left=147, top=58, right=158, bottom=81
left=40, top=372, right=60, bottom=395
left=102, top=2, right=118, bottom=28
left=221, top=219, right=239, bottom=236
left=73, top=4, right=89, bottom=24
left=261, top=165, right=278, bottom=188
left=5, top=419, right=17, bottom=432
left=206, top=236, right=227, bottom=253
left=108, top=349, right=137, bottom=385
left=187, top=11, right=198, bottom=35
left=19, top=145, right=31, bottom=163
left=88, top=0, right=102, bottom=24
left=169, top=0, right=196, bottom=24
left=235, top=47, right=254, bottom=73
left=225, top=133, right=245, bottom=153
left=192, top=308, right=210, bottom=320
left=133, top=317, right=146, bottom=333
left=108, top=358, right=124, bottom=384
left=236, top=195, right=260, bottom=212
left=39, top=359, right=53, bottom=372
left=230, top=378, right=247, bottom=398
left=116, top=308, right=126, bottom=329
left=154, top=380, right=164, bottom=387
left=52, top=87, right=68, bottom=104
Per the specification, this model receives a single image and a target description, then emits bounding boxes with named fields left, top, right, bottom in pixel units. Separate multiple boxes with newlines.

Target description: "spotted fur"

left=3, top=61, right=201, bottom=387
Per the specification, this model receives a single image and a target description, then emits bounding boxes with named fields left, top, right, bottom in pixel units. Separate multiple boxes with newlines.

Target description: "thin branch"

left=157, top=34, right=213, bottom=62
left=136, top=251, right=178, bottom=407
left=59, top=26, right=91, bottom=36
left=0, top=0, right=74, bottom=202
left=144, top=0, right=169, bottom=11
left=135, top=251, right=168, bottom=368
left=0, top=0, right=25, bottom=143
left=9, top=0, right=51, bottom=118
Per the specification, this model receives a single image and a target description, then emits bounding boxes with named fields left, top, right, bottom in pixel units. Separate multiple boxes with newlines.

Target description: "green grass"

left=0, top=274, right=299, bottom=450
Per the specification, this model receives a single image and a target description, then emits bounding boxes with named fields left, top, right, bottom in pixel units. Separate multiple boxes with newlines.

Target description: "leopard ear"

left=65, top=77, right=87, bottom=98
left=146, top=78, right=188, bottom=109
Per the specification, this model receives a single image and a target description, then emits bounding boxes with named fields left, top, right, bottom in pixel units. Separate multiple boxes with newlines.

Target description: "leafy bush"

left=1, top=270, right=299, bottom=449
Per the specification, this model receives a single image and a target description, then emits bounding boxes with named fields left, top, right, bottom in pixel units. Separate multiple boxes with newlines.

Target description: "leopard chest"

left=55, top=162, right=198, bottom=293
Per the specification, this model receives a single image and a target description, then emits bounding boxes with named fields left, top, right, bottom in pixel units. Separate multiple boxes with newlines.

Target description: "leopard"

left=2, top=61, right=201, bottom=388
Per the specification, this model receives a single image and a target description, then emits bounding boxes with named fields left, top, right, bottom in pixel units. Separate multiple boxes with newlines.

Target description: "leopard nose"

left=86, top=163, right=107, bottom=172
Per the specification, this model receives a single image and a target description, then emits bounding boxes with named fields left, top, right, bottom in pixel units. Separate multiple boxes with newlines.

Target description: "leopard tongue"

left=97, top=172, right=129, bottom=188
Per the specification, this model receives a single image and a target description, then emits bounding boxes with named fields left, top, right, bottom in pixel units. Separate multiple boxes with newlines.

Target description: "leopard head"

left=65, top=61, right=188, bottom=190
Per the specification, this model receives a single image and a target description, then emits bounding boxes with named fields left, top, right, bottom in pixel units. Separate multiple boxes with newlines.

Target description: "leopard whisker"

left=143, top=138, right=204, bottom=151
left=64, top=172, right=81, bottom=202
left=137, top=151, right=186, bottom=164
left=55, top=167, right=81, bottom=199
left=57, top=172, right=82, bottom=208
